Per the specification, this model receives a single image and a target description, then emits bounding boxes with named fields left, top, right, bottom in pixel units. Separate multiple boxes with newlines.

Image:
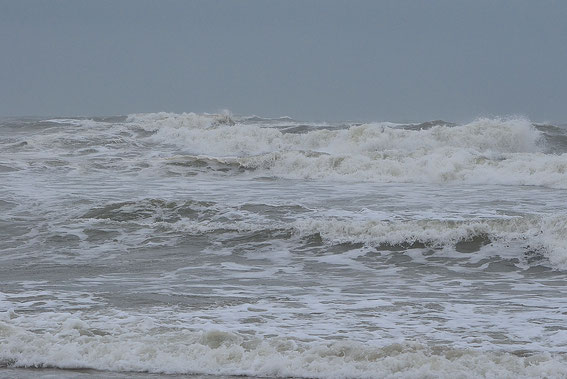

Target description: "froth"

left=293, top=215, right=567, bottom=266
left=126, top=114, right=567, bottom=188
left=74, top=195, right=567, bottom=268
left=1, top=313, right=566, bottom=378
left=154, top=212, right=567, bottom=268
left=127, top=111, right=234, bottom=130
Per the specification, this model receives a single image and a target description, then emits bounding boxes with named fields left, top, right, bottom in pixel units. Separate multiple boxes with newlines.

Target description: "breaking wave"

left=76, top=198, right=567, bottom=268
left=1, top=312, right=566, bottom=379
left=125, top=113, right=567, bottom=188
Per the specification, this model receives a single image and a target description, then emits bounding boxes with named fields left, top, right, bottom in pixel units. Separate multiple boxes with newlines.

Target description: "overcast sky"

left=1, top=0, right=566, bottom=122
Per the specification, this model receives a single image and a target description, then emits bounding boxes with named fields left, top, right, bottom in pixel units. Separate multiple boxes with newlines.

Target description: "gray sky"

left=1, top=0, right=566, bottom=122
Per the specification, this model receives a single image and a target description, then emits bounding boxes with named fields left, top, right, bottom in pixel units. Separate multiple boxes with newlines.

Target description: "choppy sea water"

left=1, top=113, right=567, bottom=378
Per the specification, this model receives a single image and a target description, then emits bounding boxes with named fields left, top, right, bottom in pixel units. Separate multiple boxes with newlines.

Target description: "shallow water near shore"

left=0, top=368, right=252, bottom=378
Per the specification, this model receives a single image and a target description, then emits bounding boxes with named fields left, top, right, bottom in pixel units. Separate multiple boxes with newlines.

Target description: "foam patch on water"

left=1, top=311, right=566, bottom=379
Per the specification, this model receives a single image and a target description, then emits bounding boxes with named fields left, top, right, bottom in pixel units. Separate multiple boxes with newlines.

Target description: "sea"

left=1, top=113, right=567, bottom=378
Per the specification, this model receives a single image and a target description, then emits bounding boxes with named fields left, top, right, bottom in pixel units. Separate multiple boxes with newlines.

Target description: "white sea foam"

left=125, top=113, right=567, bottom=188
left=63, top=190, right=567, bottom=267
left=1, top=312, right=566, bottom=379
left=3, top=114, right=567, bottom=379
left=122, top=205, right=567, bottom=267
left=127, top=111, right=234, bottom=130
left=292, top=215, right=567, bottom=266
left=154, top=212, right=567, bottom=267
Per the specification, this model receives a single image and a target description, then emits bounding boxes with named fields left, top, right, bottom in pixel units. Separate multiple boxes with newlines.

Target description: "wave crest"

left=2, top=315, right=566, bottom=378
left=125, top=114, right=567, bottom=187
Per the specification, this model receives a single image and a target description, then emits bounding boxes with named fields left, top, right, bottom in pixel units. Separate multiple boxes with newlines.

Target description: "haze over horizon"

left=1, top=0, right=566, bottom=123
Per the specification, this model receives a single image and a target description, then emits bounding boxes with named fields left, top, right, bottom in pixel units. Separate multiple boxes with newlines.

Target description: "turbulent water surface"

left=1, top=113, right=567, bottom=378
